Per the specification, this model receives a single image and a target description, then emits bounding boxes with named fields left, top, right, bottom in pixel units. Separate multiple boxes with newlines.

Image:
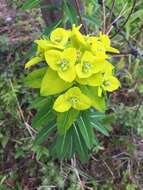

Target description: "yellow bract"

left=76, top=51, right=103, bottom=78
left=53, top=87, right=91, bottom=112
left=99, top=32, right=119, bottom=53
left=25, top=25, right=120, bottom=112
left=50, top=28, right=70, bottom=46
left=45, top=48, right=77, bottom=82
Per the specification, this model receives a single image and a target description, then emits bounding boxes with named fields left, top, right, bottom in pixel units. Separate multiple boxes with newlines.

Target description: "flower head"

left=97, top=74, right=121, bottom=96
left=71, top=24, right=87, bottom=48
left=99, top=32, right=119, bottom=53
left=50, top=28, right=70, bottom=46
left=25, top=24, right=120, bottom=112
left=102, top=75, right=121, bottom=92
left=53, top=87, right=91, bottom=112
left=45, top=48, right=77, bottom=82
left=76, top=51, right=107, bottom=79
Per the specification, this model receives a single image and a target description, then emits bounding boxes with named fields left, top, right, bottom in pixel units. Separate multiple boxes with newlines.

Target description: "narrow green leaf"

left=86, top=109, right=106, bottom=120
left=73, top=124, right=89, bottom=162
left=51, top=129, right=74, bottom=159
left=30, top=96, right=51, bottom=110
left=83, top=109, right=110, bottom=137
left=32, top=97, right=55, bottom=128
left=90, top=122, right=109, bottom=136
left=21, top=0, right=40, bottom=10
left=57, top=109, right=79, bottom=134
left=77, top=115, right=94, bottom=149
left=43, top=20, right=62, bottom=35
left=32, top=109, right=54, bottom=129
left=58, top=133, right=67, bottom=158
left=128, top=9, right=143, bottom=24
left=63, top=0, right=78, bottom=25
left=68, top=135, right=74, bottom=159
left=83, top=16, right=100, bottom=26
left=33, top=122, right=55, bottom=146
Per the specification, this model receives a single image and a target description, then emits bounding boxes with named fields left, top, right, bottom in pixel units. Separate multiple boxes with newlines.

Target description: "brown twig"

left=9, top=79, right=36, bottom=138
left=106, top=0, right=116, bottom=32
left=101, top=0, right=106, bottom=33
left=71, top=156, right=85, bottom=190
left=106, top=3, right=127, bottom=35
left=121, top=0, right=137, bottom=28
left=75, top=0, right=87, bottom=34
left=111, top=0, right=137, bottom=38
left=107, top=0, right=116, bottom=26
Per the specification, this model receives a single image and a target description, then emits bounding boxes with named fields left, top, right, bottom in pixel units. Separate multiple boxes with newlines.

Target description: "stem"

left=121, top=0, right=137, bottom=28
left=75, top=0, right=87, bottom=34
left=107, top=0, right=116, bottom=29
left=102, top=0, right=106, bottom=33
left=111, top=0, right=137, bottom=38
left=106, top=3, right=127, bottom=35
left=9, top=79, right=36, bottom=138
left=40, top=0, right=61, bottom=26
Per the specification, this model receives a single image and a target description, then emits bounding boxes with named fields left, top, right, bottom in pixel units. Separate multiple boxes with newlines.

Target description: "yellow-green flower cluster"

left=25, top=25, right=120, bottom=112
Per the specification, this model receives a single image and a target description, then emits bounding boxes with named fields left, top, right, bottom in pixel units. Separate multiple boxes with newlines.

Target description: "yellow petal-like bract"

left=25, top=25, right=120, bottom=112
left=53, top=87, right=91, bottom=112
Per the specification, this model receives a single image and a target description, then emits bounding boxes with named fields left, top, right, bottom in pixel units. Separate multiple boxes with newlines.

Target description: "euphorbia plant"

left=24, top=25, right=120, bottom=161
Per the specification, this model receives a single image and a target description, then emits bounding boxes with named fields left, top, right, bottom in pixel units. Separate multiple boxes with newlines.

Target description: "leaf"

left=77, top=115, right=94, bottom=149
left=51, top=123, right=89, bottom=161
left=24, top=67, right=47, bottom=88
left=21, top=0, right=40, bottom=10
left=55, top=134, right=68, bottom=158
left=51, top=128, right=74, bottom=159
left=128, top=9, right=143, bottom=24
left=25, top=56, right=43, bottom=69
left=86, top=109, right=106, bottom=120
left=30, top=96, right=51, bottom=110
left=57, top=109, right=79, bottom=134
left=23, top=44, right=37, bottom=62
left=40, top=67, right=73, bottom=96
left=73, top=124, right=89, bottom=162
left=83, top=16, right=100, bottom=26
left=67, top=135, right=74, bottom=159
left=32, top=146, right=49, bottom=160
left=80, top=86, right=106, bottom=112
left=63, top=0, right=78, bottom=25
left=83, top=109, right=110, bottom=136
left=32, top=97, right=55, bottom=128
left=90, top=121, right=109, bottom=136
left=43, top=20, right=62, bottom=35
left=33, top=122, right=55, bottom=146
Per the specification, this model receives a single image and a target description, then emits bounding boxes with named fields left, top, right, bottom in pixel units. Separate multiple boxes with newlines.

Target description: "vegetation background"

left=0, top=0, right=143, bottom=189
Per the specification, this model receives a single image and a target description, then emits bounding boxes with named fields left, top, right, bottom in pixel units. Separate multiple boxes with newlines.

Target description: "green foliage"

left=30, top=93, right=112, bottom=161
left=80, top=86, right=106, bottom=112
left=114, top=103, right=143, bottom=137
left=33, top=122, right=56, bottom=146
left=31, top=97, right=55, bottom=128
left=21, top=0, right=40, bottom=10
left=57, top=109, right=79, bottom=134
left=63, top=0, right=78, bottom=25
left=77, top=114, right=94, bottom=149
